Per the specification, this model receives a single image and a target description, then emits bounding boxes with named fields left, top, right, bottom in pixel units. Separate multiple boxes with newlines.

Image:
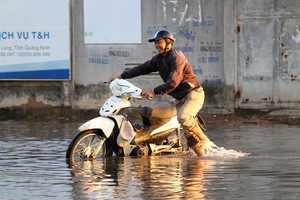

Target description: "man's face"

left=154, top=39, right=167, bottom=54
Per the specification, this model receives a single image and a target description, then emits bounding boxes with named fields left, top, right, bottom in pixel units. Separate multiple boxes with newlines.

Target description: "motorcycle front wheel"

left=66, top=130, right=113, bottom=163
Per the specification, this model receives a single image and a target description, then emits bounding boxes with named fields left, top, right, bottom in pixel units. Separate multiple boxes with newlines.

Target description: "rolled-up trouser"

left=176, top=87, right=205, bottom=147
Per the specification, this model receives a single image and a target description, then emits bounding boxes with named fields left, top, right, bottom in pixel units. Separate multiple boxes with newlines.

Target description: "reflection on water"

left=69, top=156, right=217, bottom=200
left=1, top=120, right=300, bottom=199
left=0, top=120, right=78, bottom=200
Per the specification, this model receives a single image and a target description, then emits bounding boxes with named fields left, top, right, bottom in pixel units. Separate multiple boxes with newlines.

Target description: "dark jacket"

left=120, top=48, right=201, bottom=100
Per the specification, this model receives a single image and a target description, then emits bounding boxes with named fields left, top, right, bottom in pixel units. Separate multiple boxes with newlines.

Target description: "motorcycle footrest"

left=149, top=144, right=183, bottom=155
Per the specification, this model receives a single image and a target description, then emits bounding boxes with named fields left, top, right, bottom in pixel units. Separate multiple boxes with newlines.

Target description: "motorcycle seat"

left=133, top=100, right=177, bottom=137
left=140, top=100, right=177, bottom=120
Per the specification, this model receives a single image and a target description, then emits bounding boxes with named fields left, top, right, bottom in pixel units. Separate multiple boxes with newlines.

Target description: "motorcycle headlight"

left=109, top=79, right=142, bottom=98
left=110, top=79, right=123, bottom=96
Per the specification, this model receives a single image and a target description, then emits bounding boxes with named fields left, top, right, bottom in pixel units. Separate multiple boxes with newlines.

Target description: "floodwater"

left=1, top=119, right=300, bottom=200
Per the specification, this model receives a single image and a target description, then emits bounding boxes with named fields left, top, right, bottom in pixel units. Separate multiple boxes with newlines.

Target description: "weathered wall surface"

left=1, top=0, right=300, bottom=116
left=73, top=0, right=228, bottom=113
left=0, top=81, right=72, bottom=108
left=236, top=0, right=300, bottom=109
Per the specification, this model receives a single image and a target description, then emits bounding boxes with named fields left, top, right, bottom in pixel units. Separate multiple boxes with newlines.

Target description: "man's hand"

left=142, top=90, right=154, bottom=100
left=108, top=75, right=121, bottom=83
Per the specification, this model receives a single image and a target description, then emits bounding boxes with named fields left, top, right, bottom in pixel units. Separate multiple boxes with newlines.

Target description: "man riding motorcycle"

left=108, top=30, right=211, bottom=156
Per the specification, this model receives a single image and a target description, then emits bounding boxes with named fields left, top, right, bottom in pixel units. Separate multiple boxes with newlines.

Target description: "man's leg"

left=177, top=89, right=210, bottom=156
left=184, top=130, right=207, bottom=156
left=188, top=122, right=210, bottom=142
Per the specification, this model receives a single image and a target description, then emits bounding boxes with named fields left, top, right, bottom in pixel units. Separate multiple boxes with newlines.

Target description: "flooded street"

left=1, top=120, right=300, bottom=200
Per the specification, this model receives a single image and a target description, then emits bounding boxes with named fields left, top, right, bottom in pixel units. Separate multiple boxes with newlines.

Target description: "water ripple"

left=1, top=121, right=300, bottom=199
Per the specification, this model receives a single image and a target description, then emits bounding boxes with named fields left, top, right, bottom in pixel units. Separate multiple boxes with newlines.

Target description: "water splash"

left=201, top=141, right=250, bottom=158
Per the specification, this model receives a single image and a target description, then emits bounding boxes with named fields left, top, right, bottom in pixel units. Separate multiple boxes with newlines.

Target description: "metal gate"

left=237, top=0, right=300, bottom=109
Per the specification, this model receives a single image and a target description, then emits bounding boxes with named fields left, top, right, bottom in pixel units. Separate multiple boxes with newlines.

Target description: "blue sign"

left=0, top=0, right=70, bottom=80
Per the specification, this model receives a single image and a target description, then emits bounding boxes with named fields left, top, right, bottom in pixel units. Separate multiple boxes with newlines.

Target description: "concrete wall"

left=1, top=0, right=300, bottom=115
left=73, top=0, right=229, bottom=113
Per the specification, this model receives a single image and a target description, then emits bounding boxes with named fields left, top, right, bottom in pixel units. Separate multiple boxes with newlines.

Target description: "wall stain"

left=236, top=24, right=240, bottom=35
left=235, top=90, right=241, bottom=99
left=246, top=56, right=250, bottom=67
left=291, top=75, right=297, bottom=81
left=20, top=94, right=52, bottom=108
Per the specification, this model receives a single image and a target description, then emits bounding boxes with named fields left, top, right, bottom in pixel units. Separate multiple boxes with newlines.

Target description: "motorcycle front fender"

left=77, top=116, right=116, bottom=138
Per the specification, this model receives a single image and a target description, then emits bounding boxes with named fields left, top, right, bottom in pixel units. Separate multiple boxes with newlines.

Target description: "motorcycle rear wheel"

left=66, top=130, right=113, bottom=163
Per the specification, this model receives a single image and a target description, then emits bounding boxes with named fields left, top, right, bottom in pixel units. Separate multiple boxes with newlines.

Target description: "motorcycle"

left=66, top=79, right=205, bottom=162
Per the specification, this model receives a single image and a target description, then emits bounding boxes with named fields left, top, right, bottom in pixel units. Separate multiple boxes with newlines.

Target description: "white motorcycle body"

left=77, top=79, right=182, bottom=156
